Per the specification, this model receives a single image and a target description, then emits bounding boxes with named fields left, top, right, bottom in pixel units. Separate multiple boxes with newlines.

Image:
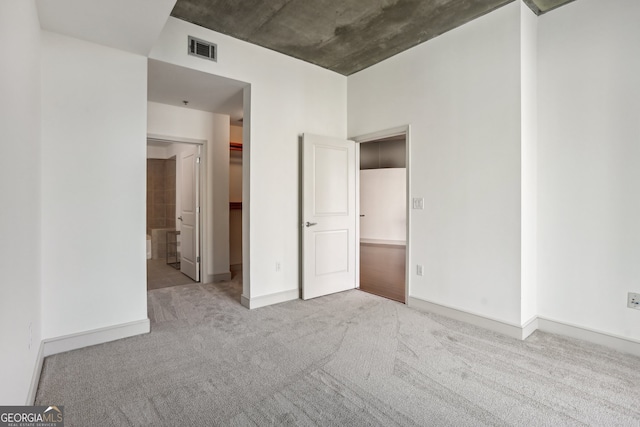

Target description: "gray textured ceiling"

left=171, top=0, right=575, bottom=76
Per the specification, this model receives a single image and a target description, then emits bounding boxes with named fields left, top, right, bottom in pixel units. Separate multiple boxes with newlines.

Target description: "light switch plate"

left=628, top=292, right=640, bottom=310
left=412, top=198, right=424, bottom=210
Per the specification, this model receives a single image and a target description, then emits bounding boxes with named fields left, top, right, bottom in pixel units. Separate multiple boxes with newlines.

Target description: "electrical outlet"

left=412, top=198, right=424, bottom=210
left=416, top=265, right=423, bottom=276
left=628, top=292, right=640, bottom=310
left=275, top=262, right=281, bottom=272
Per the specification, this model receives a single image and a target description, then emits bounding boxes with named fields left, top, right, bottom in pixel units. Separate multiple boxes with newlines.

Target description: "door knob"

left=305, top=222, right=317, bottom=227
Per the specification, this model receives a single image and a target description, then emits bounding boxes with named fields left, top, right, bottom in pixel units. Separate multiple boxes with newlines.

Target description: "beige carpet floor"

left=36, top=277, right=640, bottom=426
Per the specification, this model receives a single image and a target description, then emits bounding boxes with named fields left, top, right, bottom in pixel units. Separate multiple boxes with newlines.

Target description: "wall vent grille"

left=188, top=36, right=217, bottom=62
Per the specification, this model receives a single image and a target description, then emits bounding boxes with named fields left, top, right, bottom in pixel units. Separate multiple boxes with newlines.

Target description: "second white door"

left=301, top=133, right=357, bottom=300
left=180, top=147, right=200, bottom=281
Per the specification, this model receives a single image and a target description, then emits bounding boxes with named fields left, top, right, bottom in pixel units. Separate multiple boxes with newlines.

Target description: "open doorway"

left=146, top=58, right=251, bottom=303
left=146, top=139, right=203, bottom=290
left=357, top=132, right=408, bottom=303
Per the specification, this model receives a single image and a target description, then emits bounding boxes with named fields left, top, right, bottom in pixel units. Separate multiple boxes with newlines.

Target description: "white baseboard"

left=408, top=296, right=526, bottom=340
left=537, top=317, right=640, bottom=358
left=407, top=296, right=640, bottom=357
left=43, top=318, right=150, bottom=357
left=213, top=272, right=232, bottom=282
left=521, top=316, right=539, bottom=340
left=241, top=289, right=299, bottom=309
left=360, top=239, right=406, bottom=246
left=26, top=341, right=45, bottom=405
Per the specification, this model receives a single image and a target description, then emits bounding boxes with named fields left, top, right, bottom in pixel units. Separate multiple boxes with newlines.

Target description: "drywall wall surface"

left=150, top=18, right=347, bottom=299
left=230, top=124, right=243, bottom=143
left=41, top=32, right=148, bottom=339
left=0, top=0, right=42, bottom=405
left=147, top=101, right=230, bottom=280
left=520, top=1, right=538, bottom=324
left=147, top=144, right=168, bottom=159
left=348, top=2, right=522, bottom=324
left=360, top=169, right=406, bottom=243
left=211, top=113, right=231, bottom=276
left=538, top=0, right=640, bottom=340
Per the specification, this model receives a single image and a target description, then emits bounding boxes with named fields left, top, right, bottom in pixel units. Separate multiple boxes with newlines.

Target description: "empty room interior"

left=2, top=0, right=640, bottom=424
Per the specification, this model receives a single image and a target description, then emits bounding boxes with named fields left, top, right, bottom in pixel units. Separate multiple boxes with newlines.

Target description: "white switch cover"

left=412, top=198, right=424, bottom=210
left=628, top=292, right=640, bottom=310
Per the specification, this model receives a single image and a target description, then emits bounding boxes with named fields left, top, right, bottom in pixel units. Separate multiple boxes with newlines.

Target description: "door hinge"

left=196, top=157, right=201, bottom=164
left=197, top=256, right=200, bottom=263
left=196, top=206, right=200, bottom=213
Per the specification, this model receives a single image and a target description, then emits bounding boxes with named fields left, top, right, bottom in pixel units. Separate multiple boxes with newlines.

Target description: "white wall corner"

left=241, top=289, right=299, bottom=310
left=43, top=319, right=150, bottom=357
left=519, top=0, right=539, bottom=325
left=26, top=341, right=45, bottom=405
left=240, top=294, right=250, bottom=309
left=521, top=315, right=539, bottom=340
left=537, top=0, right=640, bottom=355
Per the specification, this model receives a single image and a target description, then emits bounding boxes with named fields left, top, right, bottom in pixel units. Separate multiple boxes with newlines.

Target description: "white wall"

left=41, top=32, right=148, bottom=339
left=360, top=169, right=406, bottom=244
left=520, top=2, right=538, bottom=324
left=147, top=145, right=168, bottom=159
left=0, top=0, right=42, bottom=405
left=210, top=114, right=231, bottom=277
left=150, top=18, right=347, bottom=301
left=230, top=124, right=242, bottom=143
left=538, top=0, right=640, bottom=340
left=349, top=2, right=523, bottom=324
left=147, top=102, right=230, bottom=280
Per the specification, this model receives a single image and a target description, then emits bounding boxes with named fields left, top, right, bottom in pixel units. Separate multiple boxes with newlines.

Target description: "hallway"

left=147, top=258, right=196, bottom=290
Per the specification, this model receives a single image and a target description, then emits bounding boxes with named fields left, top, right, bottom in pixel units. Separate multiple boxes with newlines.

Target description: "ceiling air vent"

left=188, top=36, right=217, bottom=62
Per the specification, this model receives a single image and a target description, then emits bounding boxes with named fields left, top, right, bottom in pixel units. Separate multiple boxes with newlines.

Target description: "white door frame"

left=147, top=133, right=206, bottom=282
left=351, top=125, right=411, bottom=302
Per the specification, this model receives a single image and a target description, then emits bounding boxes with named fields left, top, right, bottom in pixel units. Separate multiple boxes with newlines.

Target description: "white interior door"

left=180, top=147, right=200, bottom=281
left=302, top=133, right=357, bottom=299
